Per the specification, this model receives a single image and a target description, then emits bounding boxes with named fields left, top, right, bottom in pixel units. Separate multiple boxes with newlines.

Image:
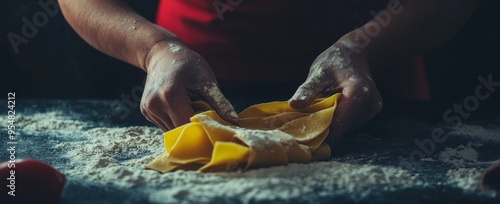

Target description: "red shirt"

left=156, top=0, right=430, bottom=100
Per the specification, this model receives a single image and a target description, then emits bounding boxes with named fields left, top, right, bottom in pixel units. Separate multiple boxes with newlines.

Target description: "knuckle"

left=156, top=85, right=178, bottom=105
left=141, top=93, right=163, bottom=112
left=163, top=91, right=177, bottom=105
left=139, top=98, right=150, bottom=112
left=140, top=103, right=148, bottom=115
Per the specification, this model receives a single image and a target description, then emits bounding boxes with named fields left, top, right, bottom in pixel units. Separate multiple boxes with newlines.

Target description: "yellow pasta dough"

left=145, top=93, right=341, bottom=173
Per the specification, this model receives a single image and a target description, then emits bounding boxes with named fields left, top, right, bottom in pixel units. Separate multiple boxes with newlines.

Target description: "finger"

left=141, top=106, right=172, bottom=131
left=329, top=100, right=358, bottom=139
left=150, top=112, right=174, bottom=131
left=141, top=93, right=176, bottom=130
left=289, top=72, right=328, bottom=109
left=163, top=89, right=196, bottom=127
left=349, top=99, right=383, bottom=130
left=328, top=90, right=366, bottom=139
left=329, top=90, right=383, bottom=139
left=201, top=83, right=239, bottom=125
left=147, top=102, right=175, bottom=130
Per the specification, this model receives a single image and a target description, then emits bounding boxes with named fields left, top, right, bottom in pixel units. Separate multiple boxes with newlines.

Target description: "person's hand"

left=141, top=40, right=238, bottom=131
left=289, top=41, right=383, bottom=139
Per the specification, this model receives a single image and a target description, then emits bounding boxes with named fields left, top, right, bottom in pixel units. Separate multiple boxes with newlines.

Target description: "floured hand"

left=141, top=40, right=238, bottom=131
left=289, top=41, right=383, bottom=139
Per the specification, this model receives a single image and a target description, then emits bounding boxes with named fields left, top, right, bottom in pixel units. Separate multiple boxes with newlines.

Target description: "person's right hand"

left=289, top=41, right=383, bottom=140
left=140, top=40, right=238, bottom=131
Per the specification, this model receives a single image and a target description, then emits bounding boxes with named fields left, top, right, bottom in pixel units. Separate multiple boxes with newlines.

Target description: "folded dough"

left=145, top=93, right=340, bottom=173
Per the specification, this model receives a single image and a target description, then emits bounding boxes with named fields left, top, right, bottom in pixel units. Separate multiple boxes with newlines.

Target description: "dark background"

left=0, top=0, right=158, bottom=99
left=1, top=0, right=499, bottom=116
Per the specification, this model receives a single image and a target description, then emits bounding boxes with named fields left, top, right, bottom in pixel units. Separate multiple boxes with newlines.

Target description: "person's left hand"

left=289, top=41, right=383, bottom=140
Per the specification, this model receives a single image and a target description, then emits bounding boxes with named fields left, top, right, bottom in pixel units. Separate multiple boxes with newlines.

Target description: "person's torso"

left=157, top=0, right=383, bottom=83
left=156, top=0, right=430, bottom=100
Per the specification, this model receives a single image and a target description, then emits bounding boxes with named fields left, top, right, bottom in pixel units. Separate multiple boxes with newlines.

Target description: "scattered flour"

left=439, top=124, right=500, bottom=194
left=348, top=76, right=360, bottom=83
left=438, top=145, right=497, bottom=196
left=16, top=111, right=88, bottom=133
left=8, top=110, right=498, bottom=202
left=168, top=42, right=183, bottom=53
left=56, top=126, right=165, bottom=188
left=449, top=125, right=500, bottom=142
left=446, top=168, right=482, bottom=191
left=439, top=144, right=479, bottom=168
left=362, top=86, right=369, bottom=93
left=148, top=162, right=420, bottom=203
left=50, top=115, right=421, bottom=203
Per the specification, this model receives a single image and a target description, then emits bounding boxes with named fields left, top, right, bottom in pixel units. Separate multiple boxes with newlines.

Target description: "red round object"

left=482, top=162, right=500, bottom=191
left=0, top=159, right=66, bottom=203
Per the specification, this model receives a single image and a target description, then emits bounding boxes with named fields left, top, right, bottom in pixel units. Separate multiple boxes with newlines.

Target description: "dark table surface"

left=1, top=97, right=499, bottom=203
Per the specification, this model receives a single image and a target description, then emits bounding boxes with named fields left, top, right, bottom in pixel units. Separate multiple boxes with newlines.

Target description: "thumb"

left=289, top=77, right=325, bottom=109
left=202, top=83, right=239, bottom=125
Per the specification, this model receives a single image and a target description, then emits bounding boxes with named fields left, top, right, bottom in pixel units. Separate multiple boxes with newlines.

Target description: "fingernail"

left=291, top=95, right=306, bottom=102
left=229, top=110, right=238, bottom=119
left=225, top=110, right=239, bottom=123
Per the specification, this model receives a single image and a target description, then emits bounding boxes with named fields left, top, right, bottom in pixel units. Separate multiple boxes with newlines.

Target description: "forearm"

left=338, top=0, right=481, bottom=68
left=58, top=0, right=178, bottom=71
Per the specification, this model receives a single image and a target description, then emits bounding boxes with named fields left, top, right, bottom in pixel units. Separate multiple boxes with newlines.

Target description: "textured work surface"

left=1, top=98, right=499, bottom=203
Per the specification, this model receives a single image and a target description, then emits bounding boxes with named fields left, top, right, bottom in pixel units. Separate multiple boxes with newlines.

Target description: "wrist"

left=331, top=36, right=370, bottom=70
left=335, top=32, right=372, bottom=62
left=335, top=30, right=386, bottom=75
left=143, top=36, right=184, bottom=73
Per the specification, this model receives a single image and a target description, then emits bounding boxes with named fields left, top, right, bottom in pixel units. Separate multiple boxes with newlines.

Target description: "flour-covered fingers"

left=289, top=67, right=332, bottom=109
left=140, top=101, right=172, bottom=131
left=329, top=86, right=383, bottom=139
left=162, top=88, right=195, bottom=128
left=201, top=83, right=239, bottom=125
left=328, top=93, right=362, bottom=139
